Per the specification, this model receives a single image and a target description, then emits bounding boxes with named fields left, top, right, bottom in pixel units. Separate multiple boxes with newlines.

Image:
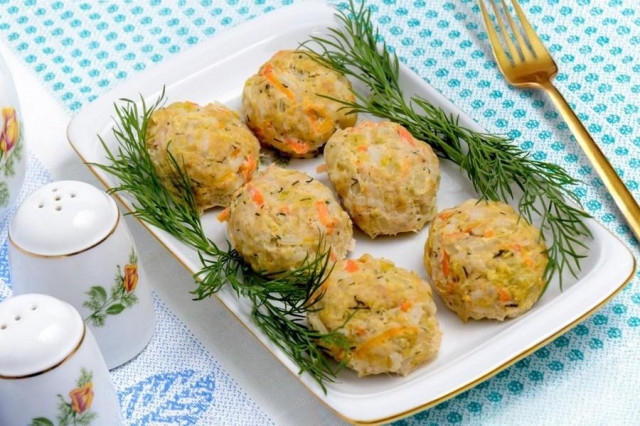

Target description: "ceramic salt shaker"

left=0, top=294, right=123, bottom=425
left=8, top=180, right=155, bottom=369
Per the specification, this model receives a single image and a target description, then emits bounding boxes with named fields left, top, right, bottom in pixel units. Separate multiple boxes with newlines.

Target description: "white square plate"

left=68, top=2, right=636, bottom=423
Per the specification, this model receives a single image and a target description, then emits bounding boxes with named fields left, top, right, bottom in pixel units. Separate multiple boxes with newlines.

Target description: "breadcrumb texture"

left=227, top=165, right=354, bottom=274
left=324, top=121, right=440, bottom=237
left=243, top=50, right=357, bottom=157
left=308, top=254, right=442, bottom=377
left=425, top=199, right=548, bottom=321
left=146, top=101, right=260, bottom=210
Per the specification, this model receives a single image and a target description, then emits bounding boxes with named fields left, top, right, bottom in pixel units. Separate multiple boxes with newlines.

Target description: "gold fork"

left=479, top=0, right=640, bottom=241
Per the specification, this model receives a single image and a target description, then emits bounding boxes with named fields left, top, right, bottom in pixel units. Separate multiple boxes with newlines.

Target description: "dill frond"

left=302, top=0, right=591, bottom=291
left=94, top=90, right=346, bottom=391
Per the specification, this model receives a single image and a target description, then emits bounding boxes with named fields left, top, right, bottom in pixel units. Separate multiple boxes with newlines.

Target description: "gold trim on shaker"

left=8, top=213, right=120, bottom=258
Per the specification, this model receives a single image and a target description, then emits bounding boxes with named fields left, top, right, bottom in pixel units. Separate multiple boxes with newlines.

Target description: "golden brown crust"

left=324, top=121, right=440, bottom=237
left=146, top=101, right=260, bottom=210
left=242, top=50, right=357, bottom=157
left=425, top=199, right=548, bottom=321
left=227, top=165, right=354, bottom=274
left=308, top=254, right=441, bottom=377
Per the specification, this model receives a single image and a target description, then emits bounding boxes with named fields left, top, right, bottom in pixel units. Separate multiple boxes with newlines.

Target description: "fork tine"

left=479, top=0, right=512, bottom=70
left=500, top=0, right=534, bottom=61
left=489, top=0, right=521, bottom=64
left=510, top=0, right=549, bottom=58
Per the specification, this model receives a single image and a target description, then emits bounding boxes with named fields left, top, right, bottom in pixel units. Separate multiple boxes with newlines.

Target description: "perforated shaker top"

left=0, top=294, right=84, bottom=377
left=9, top=180, right=119, bottom=256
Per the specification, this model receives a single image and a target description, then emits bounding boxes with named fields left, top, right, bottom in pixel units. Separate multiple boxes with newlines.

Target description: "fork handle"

left=540, top=80, right=640, bottom=242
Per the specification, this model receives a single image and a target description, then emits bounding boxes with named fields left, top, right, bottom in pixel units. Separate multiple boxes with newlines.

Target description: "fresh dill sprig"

left=93, top=90, right=348, bottom=391
left=303, top=0, right=592, bottom=291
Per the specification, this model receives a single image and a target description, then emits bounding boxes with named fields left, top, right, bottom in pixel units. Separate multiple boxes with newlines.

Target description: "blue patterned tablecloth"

left=0, top=161, right=274, bottom=425
left=1, top=0, right=639, bottom=424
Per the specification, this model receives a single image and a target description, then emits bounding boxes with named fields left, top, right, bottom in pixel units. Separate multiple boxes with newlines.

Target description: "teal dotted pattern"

left=0, top=0, right=293, bottom=111
left=1, top=1, right=639, bottom=424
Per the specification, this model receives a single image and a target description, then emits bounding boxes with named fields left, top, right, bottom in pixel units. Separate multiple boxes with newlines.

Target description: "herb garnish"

left=93, top=1, right=592, bottom=392
left=303, top=1, right=591, bottom=292
left=94, top=90, right=349, bottom=391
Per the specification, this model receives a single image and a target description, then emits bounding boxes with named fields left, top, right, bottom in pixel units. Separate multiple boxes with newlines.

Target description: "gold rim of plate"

left=68, top=125, right=638, bottom=425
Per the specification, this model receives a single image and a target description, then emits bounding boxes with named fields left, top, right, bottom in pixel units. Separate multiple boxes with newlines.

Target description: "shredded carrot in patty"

left=397, top=126, right=416, bottom=146
left=498, top=288, right=511, bottom=302
left=438, top=210, right=454, bottom=221
left=523, top=257, right=535, bottom=267
left=217, top=207, right=231, bottom=222
left=442, top=251, right=451, bottom=277
left=284, top=137, right=310, bottom=155
left=315, top=200, right=336, bottom=234
left=345, top=259, right=359, bottom=272
left=239, top=156, right=256, bottom=182
left=356, top=144, right=368, bottom=152
left=512, top=243, right=535, bottom=266
left=316, top=163, right=328, bottom=173
left=247, top=184, right=264, bottom=206
left=261, top=63, right=296, bottom=101
left=400, top=301, right=413, bottom=312
left=355, top=326, right=418, bottom=356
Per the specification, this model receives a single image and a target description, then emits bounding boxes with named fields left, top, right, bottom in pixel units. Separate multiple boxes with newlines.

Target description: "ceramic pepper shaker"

left=8, top=180, right=155, bottom=369
left=0, top=294, right=124, bottom=425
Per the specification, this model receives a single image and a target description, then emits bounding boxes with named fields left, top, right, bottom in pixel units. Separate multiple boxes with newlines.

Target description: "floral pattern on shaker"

left=0, top=106, right=23, bottom=207
left=30, top=368, right=98, bottom=426
left=0, top=107, right=18, bottom=160
left=83, top=248, right=139, bottom=327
